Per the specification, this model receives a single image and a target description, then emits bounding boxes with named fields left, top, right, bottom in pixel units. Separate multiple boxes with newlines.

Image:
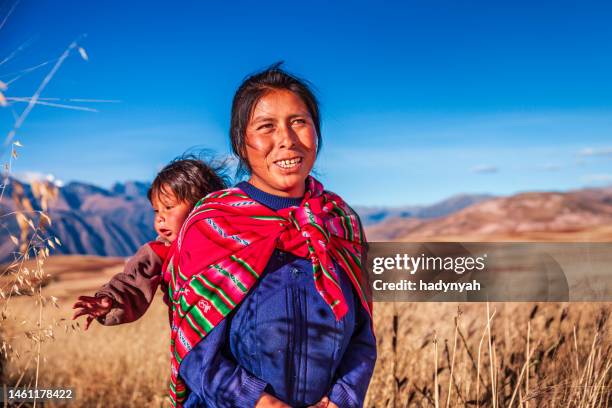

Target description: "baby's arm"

left=75, top=242, right=165, bottom=326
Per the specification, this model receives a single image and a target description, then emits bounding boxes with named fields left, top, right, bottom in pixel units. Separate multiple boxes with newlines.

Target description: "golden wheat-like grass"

left=367, top=302, right=611, bottom=408
left=2, top=292, right=170, bottom=408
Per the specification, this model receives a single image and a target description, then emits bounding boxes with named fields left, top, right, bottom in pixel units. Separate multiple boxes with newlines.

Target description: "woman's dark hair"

left=147, top=154, right=227, bottom=206
left=230, top=62, right=322, bottom=173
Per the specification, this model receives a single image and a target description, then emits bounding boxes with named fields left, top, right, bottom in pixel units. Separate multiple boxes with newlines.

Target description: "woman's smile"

left=273, top=156, right=303, bottom=170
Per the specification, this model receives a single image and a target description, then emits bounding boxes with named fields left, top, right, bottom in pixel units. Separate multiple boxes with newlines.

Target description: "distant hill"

left=355, top=193, right=494, bottom=225
left=1, top=179, right=155, bottom=262
left=366, top=187, right=612, bottom=241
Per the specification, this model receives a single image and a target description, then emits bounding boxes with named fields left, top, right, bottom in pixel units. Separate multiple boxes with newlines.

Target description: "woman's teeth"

left=275, top=158, right=302, bottom=169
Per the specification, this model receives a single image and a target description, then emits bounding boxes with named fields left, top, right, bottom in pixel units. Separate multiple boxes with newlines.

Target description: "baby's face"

left=151, top=188, right=192, bottom=243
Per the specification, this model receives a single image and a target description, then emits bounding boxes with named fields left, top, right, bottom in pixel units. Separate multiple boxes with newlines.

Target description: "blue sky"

left=1, top=0, right=612, bottom=206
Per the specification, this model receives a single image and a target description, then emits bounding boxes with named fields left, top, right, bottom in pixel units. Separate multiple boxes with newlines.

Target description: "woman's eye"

left=293, top=118, right=306, bottom=124
left=165, top=206, right=174, bottom=210
left=257, top=123, right=273, bottom=130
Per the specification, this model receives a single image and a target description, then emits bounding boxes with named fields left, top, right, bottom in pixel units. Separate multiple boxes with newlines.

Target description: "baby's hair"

left=147, top=154, right=228, bottom=206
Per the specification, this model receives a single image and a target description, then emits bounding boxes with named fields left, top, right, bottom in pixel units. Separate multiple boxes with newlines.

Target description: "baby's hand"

left=72, top=295, right=113, bottom=330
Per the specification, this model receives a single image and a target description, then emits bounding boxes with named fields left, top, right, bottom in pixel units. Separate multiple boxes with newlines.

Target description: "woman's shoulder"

left=322, top=189, right=359, bottom=217
left=324, top=184, right=368, bottom=220
left=322, top=189, right=367, bottom=240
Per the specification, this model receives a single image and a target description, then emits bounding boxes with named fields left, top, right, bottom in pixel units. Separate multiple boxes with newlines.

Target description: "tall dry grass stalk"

left=0, top=182, right=64, bottom=407
left=445, top=313, right=459, bottom=408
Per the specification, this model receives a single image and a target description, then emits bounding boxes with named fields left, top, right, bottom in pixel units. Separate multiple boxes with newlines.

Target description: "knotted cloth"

left=166, top=176, right=372, bottom=407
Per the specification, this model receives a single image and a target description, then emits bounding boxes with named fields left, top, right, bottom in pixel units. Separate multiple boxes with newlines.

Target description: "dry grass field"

left=1, top=256, right=169, bottom=407
left=1, top=256, right=610, bottom=407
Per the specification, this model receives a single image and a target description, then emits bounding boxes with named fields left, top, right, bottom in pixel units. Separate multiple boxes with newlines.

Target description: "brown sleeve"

left=95, top=243, right=163, bottom=326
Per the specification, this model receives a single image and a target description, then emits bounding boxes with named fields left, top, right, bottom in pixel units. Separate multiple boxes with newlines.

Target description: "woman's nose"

left=277, top=123, right=298, bottom=148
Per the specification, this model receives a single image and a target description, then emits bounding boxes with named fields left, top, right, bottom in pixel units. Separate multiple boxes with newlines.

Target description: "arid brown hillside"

left=366, top=187, right=612, bottom=241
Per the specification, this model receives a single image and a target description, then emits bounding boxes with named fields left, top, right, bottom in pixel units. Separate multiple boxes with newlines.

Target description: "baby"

left=72, top=157, right=226, bottom=329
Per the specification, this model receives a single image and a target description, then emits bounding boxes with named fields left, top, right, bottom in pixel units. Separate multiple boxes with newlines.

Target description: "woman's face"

left=244, top=89, right=317, bottom=197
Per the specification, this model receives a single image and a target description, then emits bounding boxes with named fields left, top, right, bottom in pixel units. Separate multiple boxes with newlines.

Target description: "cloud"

left=539, top=163, right=562, bottom=172
left=582, top=174, right=612, bottom=183
left=471, top=164, right=499, bottom=174
left=578, top=147, right=612, bottom=157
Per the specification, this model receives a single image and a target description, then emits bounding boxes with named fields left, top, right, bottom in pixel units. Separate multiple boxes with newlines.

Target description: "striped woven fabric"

left=166, top=176, right=372, bottom=407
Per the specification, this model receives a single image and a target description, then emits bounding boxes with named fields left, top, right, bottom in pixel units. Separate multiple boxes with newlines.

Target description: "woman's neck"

left=237, top=181, right=303, bottom=211
left=247, top=175, right=306, bottom=198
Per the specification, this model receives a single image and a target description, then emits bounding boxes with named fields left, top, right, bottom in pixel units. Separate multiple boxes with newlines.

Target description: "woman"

left=167, top=64, right=376, bottom=408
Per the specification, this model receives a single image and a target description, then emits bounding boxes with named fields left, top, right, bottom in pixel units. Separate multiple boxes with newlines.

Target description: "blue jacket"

left=179, top=182, right=377, bottom=408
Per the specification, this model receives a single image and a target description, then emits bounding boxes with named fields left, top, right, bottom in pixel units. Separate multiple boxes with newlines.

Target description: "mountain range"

left=1, top=179, right=155, bottom=263
left=2, top=178, right=611, bottom=263
left=356, top=193, right=493, bottom=225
